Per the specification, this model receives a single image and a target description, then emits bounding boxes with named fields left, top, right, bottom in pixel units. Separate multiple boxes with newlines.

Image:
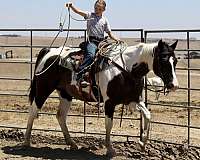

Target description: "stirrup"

left=80, top=81, right=90, bottom=88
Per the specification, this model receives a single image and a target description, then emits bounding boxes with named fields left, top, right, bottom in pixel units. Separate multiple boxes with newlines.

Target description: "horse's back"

left=35, top=47, right=81, bottom=74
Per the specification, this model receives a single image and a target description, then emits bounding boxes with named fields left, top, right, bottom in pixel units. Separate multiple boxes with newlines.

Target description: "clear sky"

left=1, top=0, right=200, bottom=37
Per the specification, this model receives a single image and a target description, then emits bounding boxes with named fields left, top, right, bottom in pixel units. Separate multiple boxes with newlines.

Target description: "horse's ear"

left=158, top=39, right=163, bottom=49
left=170, top=40, right=178, bottom=50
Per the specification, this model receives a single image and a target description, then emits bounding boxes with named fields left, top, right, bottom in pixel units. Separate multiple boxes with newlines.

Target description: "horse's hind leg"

left=24, top=102, right=39, bottom=146
left=56, top=91, right=78, bottom=150
left=104, top=99, right=116, bottom=157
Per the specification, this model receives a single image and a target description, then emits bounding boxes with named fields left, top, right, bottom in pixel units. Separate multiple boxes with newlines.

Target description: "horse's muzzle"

left=166, top=82, right=179, bottom=92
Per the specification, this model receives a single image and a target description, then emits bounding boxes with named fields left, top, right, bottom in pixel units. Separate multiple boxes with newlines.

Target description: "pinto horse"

left=24, top=39, right=178, bottom=157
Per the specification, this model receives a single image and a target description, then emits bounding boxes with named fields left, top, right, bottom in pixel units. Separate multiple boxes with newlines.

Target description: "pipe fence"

left=0, top=28, right=199, bottom=147
left=144, top=29, right=200, bottom=147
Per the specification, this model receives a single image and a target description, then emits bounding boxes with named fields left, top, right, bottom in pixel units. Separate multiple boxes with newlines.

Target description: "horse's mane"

left=140, top=43, right=157, bottom=56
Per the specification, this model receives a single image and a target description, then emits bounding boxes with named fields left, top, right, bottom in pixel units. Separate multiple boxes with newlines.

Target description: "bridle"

left=152, top=46, right=176, bottom=95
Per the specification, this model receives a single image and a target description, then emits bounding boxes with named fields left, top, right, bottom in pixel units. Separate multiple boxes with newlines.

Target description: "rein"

left=109, top=59, right=129, bottom=74
left=146, top=78, right=164, bottom=93
left=146, top=87, right=165, bottom=93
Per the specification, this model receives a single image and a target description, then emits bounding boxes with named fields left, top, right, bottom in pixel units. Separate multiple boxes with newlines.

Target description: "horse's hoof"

left=22, top=141, right=31, bottom=147
left=12, top=142, right=30, bottom=151
left=70, top=144, right=78, bottom=150
left=106, top=148, right=116, bottom=158
left=138, top=140, right=145, bottom=151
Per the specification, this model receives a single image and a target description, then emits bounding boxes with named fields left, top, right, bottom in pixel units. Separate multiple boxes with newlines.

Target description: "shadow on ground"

left=2, top=145, right=109, bottom=160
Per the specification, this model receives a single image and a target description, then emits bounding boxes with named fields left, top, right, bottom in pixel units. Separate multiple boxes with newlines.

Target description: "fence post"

left=83, top=29, right=87, bottom=134
left=187, top=31, right=191, bottom=145
left=30, top=30, right=33, bottom=80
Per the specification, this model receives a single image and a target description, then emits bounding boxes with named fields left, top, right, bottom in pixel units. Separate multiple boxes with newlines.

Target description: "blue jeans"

left=77, top=42, right=97, bottom=80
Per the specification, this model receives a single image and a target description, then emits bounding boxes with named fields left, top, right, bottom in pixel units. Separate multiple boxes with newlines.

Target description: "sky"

left=0, top=0, right=200, bottom=38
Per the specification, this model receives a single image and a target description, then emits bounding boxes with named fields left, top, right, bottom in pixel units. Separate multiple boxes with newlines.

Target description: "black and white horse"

left=24, top=39, right=178, bottom=157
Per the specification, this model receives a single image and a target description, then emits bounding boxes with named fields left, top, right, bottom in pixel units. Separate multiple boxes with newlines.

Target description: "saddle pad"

left=59, top=47, right=82, bottom=71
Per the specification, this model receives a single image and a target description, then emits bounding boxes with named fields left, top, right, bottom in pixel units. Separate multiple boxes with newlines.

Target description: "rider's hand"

left=65, top=2, right=72, bottom=8
left=115, top=38, right=121, bottom=43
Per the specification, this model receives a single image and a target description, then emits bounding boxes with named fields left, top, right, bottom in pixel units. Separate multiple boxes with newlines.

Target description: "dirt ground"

left=0, top=36, right=200, bottom=159
left=0, top=97, right=200, bottom=159
left=0, top=129, right=200, bottom=160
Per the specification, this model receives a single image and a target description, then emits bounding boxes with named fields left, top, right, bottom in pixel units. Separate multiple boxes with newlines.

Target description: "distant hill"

left=0, top=34, right=21, bottom=37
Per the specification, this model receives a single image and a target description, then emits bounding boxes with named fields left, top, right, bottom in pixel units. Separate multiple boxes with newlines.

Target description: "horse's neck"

left=122, top=43, right=156, bottom=72
left=139, top=43, right=157, bottom=71
left=109, top=43, right=157, bottom=73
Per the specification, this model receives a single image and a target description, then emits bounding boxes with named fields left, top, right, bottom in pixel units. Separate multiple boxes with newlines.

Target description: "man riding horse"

left=23, top=1, right=179, bottom=158
left=66, top=0, right=119, bottom=85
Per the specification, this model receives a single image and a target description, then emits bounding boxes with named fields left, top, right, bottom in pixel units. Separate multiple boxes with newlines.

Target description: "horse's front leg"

left=104, top=99, right=116, bottom=157
left=137, top=101, right=151, bottom=149
left=56, top=96, right=78, bottom=150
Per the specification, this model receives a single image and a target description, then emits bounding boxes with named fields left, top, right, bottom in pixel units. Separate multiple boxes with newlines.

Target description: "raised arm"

left=66, top=2, right=87, bottom=18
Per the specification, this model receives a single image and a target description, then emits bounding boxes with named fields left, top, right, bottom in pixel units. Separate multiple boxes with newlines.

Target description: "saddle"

left=60, top=41, right=110, bottom=71
left=60, top=40, right=126, bottom=102
left=59, top=41, right=111, bottom=102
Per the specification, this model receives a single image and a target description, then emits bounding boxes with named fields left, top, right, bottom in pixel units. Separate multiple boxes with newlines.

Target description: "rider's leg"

left=77, top=42, right=97, bottom=80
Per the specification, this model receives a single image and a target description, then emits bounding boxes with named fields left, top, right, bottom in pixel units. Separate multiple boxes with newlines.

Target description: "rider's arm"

left=104, top=18, right=120, bottom=42
left=107, top=31, right=120, bottom=42
left=66, top=2, right=87, bottom=18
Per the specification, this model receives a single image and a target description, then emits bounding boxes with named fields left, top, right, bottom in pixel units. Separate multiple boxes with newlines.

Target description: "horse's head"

left=153, top=39, right=179, bottom=92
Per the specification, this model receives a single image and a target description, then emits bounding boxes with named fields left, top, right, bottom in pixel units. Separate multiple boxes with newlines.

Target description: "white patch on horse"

left=98, top=67, right=122, bottom=98
left=35, top=47, right=80, bottom=74
left=169, top=56, right=179, bottom=89
left=122, top=43, right=157, bottom=71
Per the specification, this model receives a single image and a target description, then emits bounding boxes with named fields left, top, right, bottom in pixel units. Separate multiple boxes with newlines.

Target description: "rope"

left=120, top=104, right=125, bottom=127
left=49, top=8, right=68, bottom=50
left=97, top=40, right=128, bottom=58
left=66, top=8, right=95, bottom=43
left=35, top=8, right=71, bottom=76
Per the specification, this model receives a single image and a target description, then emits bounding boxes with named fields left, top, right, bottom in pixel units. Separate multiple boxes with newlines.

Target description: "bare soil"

left=0, top=129, right=200, bottom=160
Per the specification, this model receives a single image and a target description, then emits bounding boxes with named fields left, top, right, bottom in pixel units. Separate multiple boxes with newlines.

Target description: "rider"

left=66, top=0, right=119, bottom=84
